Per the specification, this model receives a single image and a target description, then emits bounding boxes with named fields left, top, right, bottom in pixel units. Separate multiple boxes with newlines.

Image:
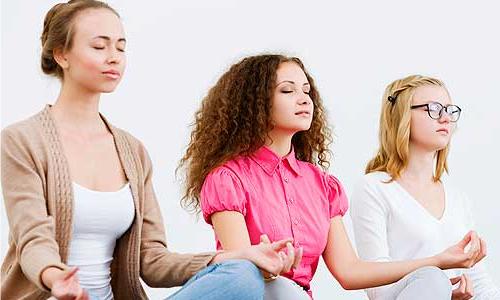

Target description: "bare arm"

left=212, top=211, right=252, bottom=250
left=211, top=211, right=301, bottom=275
left=323, top=217, right=484, bottom=290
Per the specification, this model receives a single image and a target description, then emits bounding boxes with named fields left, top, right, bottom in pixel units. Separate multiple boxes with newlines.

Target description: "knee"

left=219, top=259, right=264, bottom=299
left=412, top=266, right=452, bottom=294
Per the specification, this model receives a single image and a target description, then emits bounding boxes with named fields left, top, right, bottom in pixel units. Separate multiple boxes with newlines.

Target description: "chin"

left=98, top=84, right=119, bottom=93
left=429, top=142, right=449, bottom=152
left=289, top=124, right=310, bottom=131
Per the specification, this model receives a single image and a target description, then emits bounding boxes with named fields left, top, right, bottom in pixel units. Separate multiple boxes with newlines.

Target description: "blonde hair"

left=366, top=75, right=450, bottom=181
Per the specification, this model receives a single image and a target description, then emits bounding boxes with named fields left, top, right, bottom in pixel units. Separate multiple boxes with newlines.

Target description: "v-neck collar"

left=392, top=179, right=448, bottom=223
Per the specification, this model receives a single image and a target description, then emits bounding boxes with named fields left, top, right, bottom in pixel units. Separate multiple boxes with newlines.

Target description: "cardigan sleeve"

left=136, top=142, right=216, bottom=288
left=1, top=127, right=68, bottom=292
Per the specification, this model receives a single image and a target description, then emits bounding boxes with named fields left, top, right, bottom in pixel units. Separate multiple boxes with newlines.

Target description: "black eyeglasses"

left=410, top=101, right=462, bottom=122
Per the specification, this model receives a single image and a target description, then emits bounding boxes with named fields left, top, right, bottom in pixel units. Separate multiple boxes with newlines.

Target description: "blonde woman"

left=351, top=75, right=499, bottom=299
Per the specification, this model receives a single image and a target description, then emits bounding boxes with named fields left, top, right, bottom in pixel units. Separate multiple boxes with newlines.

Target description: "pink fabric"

left=201, top=146, right=348, bottom=293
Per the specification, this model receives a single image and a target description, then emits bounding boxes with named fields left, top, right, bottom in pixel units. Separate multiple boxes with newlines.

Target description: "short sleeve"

left=200, top=167, right=247, bottom=225
left=325, top=174, right=349, bottom=218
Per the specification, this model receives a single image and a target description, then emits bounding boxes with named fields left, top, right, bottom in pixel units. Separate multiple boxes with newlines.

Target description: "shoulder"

left=354, top=171, right=392, bottom=191
left=214, top=156, right=255, bottom=177
left=108, top=124, right=149, bottom=157
left=296, top=160, right=331, bottom=183
left=2, top=109, right=43, bottom=136
left=207, top=158, right=248, bottom=183
left=2, top=110, right=46, bottom=151
left=441, top=177, right=470, bottom=208
left=350, top=172, right=393, bottom=209
left=105, top=123, right=155, bottom=178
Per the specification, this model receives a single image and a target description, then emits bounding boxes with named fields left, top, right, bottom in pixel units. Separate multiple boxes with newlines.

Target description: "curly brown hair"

left=178, top=54, right=333, bottom=213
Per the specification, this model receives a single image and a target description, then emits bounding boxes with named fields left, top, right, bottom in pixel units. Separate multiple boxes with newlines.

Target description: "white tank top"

left=67, top=182, right=135, bottom=300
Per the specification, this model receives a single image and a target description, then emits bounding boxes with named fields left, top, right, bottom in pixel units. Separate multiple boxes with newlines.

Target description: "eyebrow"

left=93, top=35, right=126, bottom=42
left=277, top=80, right=310, bottom=86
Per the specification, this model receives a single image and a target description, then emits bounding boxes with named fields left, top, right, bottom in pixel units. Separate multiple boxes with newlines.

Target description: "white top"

left=350, top=171, right=499, bottom=300
left=67, top=182, right=135, bottom=300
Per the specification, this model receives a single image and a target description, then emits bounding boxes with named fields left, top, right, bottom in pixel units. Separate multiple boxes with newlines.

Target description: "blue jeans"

left=166, top=259, right=265, bottom=300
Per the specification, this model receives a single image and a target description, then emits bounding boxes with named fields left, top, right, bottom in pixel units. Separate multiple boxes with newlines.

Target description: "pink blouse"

left=201, top=146, right=348, bottom=294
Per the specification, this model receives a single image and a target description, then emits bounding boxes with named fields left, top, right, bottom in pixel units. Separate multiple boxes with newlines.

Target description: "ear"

left=53, top=47, right=69, bottom=70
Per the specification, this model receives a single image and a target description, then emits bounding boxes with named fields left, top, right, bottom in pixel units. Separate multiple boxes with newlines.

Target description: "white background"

left=1, top=1, right=499, bottom=299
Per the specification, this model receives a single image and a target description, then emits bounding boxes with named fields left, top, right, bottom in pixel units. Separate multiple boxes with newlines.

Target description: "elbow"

left=333, top=267, right=361, bottom=290
left=140, top=269, right=162, bottom=288
left=141, top=270, right=178, bottom=288
left=337, top=276, right=357, bottom=290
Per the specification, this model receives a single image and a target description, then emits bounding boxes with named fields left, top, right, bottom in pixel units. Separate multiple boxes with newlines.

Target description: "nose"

left=298, top=92, right=312, bottom=106
left=438, top=111, right=451, bottom=124
left=106, top=48, right=122, bottom=65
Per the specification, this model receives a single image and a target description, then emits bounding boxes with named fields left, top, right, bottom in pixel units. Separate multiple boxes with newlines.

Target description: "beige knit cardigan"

left=1, top=105, right=214, bottom=299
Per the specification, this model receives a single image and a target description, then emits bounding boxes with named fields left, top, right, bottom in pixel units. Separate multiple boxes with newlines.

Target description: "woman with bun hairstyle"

left=350, top=75, right=499, bottom=299
left=1, top=1, right=293, bottom=299
left=179, top=55, right=487, bottom=299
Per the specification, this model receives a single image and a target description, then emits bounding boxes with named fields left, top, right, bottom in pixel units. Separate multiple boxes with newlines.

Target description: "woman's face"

left=409, top=85, right=458, bottom=152
left=58, top=8, right=126, bottom=93
left=270, top=61, right=314, bottom=135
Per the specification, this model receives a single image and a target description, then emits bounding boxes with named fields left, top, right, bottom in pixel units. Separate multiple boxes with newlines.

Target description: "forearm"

left=210, top=249, right=244, bottom=264
left=337, top=256, right=441, bottom=290
left=140, top=247, right=215, bottom=288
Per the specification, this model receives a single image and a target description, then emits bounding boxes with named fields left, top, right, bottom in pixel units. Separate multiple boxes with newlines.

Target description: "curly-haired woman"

left=179, top=54, right=487, bottom=299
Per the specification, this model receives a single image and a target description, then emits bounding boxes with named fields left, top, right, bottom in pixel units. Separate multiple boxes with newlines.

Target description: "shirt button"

left=289, top=198, right=294, bottom=203
left=284, top=177, right=289, bottom=183
left=293, top=218, right=299, bottom=225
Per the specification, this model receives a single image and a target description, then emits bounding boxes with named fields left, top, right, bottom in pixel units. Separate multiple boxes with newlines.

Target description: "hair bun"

left=41, top=3, right=65, bottom=47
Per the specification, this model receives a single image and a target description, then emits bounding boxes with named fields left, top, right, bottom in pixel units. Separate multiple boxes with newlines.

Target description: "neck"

left=400, top=143, right=437, bottom=184
left=51, top=81, right=105, bottom=133
left=265, top=129, right=294, bottom=157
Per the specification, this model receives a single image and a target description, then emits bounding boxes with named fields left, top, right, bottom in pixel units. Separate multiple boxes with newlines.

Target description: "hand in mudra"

left=48, top=267, right=89, bottom=300
left=436, top=231, right=486, bottom=270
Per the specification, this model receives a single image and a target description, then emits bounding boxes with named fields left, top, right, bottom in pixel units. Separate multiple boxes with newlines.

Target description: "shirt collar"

left=250, top=146, right=302, bottom=177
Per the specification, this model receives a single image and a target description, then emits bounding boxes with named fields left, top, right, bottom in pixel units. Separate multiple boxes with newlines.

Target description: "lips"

left=295, top=110, right=311, bottom=116
left=436, top=128, right=449, bottom=134
left=102, top=70, right=120, bottom=79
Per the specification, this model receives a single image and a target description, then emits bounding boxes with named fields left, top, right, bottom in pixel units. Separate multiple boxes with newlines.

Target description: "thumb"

left=260, top=234, right=271, bottom=244
left=457, top=231, right=473, bottom=249
left=450, top=276, right=462, bottom=285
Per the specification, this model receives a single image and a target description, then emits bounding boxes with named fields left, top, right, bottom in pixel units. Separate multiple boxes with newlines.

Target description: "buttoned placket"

left=278, top=160, right=301, bottom=249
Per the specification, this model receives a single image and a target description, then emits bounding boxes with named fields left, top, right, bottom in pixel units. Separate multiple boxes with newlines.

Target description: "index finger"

left=468, top=232, right=480, bottom=253
left=292, top=247, right=303, bottom=269
left=63, top=267, right=79, bottom=280
left=272, top=238, right=293, bottom=251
